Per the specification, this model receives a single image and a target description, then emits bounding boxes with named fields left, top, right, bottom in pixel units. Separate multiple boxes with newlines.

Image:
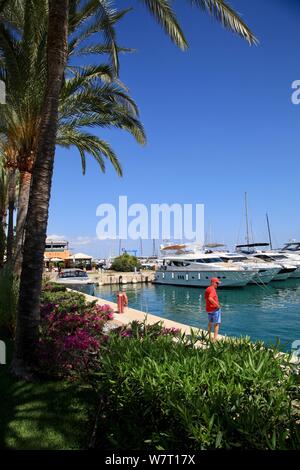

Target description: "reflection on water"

left=93, top=280, right=300, bottom=351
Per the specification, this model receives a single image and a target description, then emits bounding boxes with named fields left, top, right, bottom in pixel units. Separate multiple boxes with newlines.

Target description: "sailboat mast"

left=266, top=213, right=273, bottom=250
left=245, top=192, right=250, bottom=246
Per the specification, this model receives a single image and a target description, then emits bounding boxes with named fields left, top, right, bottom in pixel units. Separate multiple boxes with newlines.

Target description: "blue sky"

left=48, top=0, right=300, bottom=258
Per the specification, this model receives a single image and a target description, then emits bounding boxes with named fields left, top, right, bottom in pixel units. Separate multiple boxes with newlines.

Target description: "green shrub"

left=40, top=289, right=94, bottom=315
left=111, top=253, right=141, bottom=272
left=43, top=281, right=67, bottom=293
left=0, top=267, right=19, bottom=336
left=94, top=335, right=300, bottom=450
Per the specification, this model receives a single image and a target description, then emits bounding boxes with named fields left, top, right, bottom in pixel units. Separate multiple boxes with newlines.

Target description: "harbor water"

left=93, top=280, right=300, bottom=351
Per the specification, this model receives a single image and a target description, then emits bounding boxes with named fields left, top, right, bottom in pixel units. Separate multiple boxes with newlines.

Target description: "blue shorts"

left=208, top=309, right=221, bottom=324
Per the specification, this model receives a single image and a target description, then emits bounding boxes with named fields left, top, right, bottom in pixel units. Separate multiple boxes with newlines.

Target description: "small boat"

left=56, top=268, right=94, bottom=285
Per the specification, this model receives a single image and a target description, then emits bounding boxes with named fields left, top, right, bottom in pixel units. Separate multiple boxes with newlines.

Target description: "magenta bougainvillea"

left=39, top=299, right=114, bottom=378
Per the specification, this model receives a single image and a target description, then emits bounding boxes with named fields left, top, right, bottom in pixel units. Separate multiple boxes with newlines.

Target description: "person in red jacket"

left=204, top=277, right=222, bottom=342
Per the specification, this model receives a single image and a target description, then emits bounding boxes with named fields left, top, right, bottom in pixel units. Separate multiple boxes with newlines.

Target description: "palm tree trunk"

left=13, top=170, right=32, bottom=274
left=12, top=0, right=69, bottom=378
left=6, top=168, right=16, bottom=265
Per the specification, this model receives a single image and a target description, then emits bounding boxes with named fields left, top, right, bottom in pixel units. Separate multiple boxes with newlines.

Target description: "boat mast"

left=266, top=213, right=273, bottom=250
left=245, top=192, right=250, bottom=247
left=140, top=237, right=143, bottom=257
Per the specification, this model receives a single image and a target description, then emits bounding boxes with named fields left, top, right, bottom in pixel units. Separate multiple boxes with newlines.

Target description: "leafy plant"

left=93, top=335, right=300, bottom=450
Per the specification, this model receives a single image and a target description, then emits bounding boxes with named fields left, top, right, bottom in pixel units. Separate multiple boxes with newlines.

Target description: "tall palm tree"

left=0, top=3, right=145, bottom=274
left=11, top=0, right=69, bottom=376
left=12, top=0, right=257, bottom=376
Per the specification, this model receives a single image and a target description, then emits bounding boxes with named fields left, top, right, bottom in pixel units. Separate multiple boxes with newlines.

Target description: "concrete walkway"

left=69, top=289, right=226, bottom=343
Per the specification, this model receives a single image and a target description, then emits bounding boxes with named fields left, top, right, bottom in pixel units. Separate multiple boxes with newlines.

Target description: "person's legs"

left=213, top=323, right=220, bottom=341
left=208, top=321, right=213, bottom=341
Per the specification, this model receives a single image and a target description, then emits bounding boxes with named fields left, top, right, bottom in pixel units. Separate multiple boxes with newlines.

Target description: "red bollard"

left=117, top=292, right=124, bottom=313
left=122, top=292, right=128, bottom=310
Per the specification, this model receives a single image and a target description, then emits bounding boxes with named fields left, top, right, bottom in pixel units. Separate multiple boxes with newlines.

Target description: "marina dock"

left=47, top=270, right=155, bottom=286
left=70, top=288, right=226, bottom=343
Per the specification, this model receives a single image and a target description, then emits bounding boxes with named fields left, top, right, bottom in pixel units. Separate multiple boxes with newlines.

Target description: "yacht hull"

left=248, top=268, right=280, bottom=285
left=272, top=268, right=296, bottom=281
left=154, top=270, right=255, bottom=287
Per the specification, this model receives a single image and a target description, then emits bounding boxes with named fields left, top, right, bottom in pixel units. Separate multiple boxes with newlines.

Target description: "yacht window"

left=269, top=254, right=287, bottom=260
left=172, top=261, right=190, bottom=267
left=255, top=255, right=270, bottom=261
left=223, top=256, right=248, bottom=262
left=195, top=258, right=222, bottom=263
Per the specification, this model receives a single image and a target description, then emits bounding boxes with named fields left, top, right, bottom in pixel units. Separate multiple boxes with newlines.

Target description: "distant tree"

left=111, top=253, right=141, bottom=272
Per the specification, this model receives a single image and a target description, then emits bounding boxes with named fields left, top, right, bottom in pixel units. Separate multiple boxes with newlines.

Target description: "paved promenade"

left=71, top=289, right=226, bottom=344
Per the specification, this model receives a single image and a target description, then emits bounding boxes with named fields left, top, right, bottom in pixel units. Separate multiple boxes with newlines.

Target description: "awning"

left=67, top=252, right=93, bottom=260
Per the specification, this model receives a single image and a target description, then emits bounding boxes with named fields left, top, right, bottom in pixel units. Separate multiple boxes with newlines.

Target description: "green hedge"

left=94, top=335, right=300, bottom=450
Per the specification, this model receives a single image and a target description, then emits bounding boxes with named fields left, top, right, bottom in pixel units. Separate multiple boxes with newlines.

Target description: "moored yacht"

left=217, top=252, right=281, bottom=284
left=56, top=268, right=95, bottom=285
left=154, top=245, right=257, bottom=288
left=236, top=244, right=298, bottom=281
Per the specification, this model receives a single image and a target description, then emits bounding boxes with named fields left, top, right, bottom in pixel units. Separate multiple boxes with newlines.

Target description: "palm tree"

left=11, top=0, right=69, bottom=376
left=0, top=3, right=145, bottom=274
left=12, top=0, right=257, bottom=375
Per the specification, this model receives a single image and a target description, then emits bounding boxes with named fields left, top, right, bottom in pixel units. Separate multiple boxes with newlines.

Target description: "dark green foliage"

left=40, top=288, right=95, bottom=314
left=94, top=334, right=300, bottom=450
left=111, top=253, right=141, bottom=272
left=42, top=281, right=67, bottom=293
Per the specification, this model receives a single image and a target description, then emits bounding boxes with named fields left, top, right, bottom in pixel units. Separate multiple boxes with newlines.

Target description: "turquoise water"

left=93, top=280, right=300, bottom=351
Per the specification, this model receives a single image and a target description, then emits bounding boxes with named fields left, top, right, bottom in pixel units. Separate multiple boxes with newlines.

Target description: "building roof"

left=67, top=252, right=93, bottom=260
left=46, top=238, right=68, bottom=244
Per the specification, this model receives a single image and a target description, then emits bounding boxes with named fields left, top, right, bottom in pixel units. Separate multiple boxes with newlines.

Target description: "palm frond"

left=56, top=129, right=122, bottom=176
left=139, top=0, right=188, bottom=50
left=188, top=0, right=258, bottom=45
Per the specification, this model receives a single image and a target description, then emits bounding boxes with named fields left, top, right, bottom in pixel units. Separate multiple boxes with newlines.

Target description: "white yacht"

left=154, top=245, right=257, bottom=288
left=56, top=268, right=95, bottom=285
left=217, top=252, right=281, bottom=284
left=253, top=251, right=300, bottom=279
left=236, top=244, right=298, bottom=281
left=281, top=241, right=300, bottom=254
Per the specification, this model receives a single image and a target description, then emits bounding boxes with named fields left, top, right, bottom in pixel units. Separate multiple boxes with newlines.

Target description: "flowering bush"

left=39, top=289, right=114, bottom=379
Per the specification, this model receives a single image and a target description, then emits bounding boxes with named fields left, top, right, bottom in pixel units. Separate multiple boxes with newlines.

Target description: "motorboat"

left=217, top=252, right=281, bottom=284
left=56, top=268, right=95, bottom=285
left=154, top=244, right=257, bottom=287
left=253, top=251, right=300, bottom=279
left=236, top=244, right=298, bottom=281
